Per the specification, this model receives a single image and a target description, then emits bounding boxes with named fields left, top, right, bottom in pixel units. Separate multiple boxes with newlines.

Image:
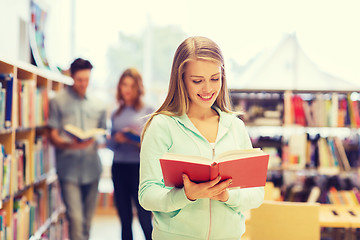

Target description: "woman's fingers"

left=209, top=178, right=232, bottom=195
left=205, top=176, right=222, bottom=188
left=183, top=175, right=232, bottom=201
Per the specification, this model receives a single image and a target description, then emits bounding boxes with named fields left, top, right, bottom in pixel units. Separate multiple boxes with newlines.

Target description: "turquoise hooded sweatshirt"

left=139, top=107, right=264, bottom=240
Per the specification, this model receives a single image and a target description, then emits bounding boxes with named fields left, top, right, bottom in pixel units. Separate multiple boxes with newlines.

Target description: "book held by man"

left=159, top=148, right=269, bottom=188
left=64, top=124, right=106, bottom=142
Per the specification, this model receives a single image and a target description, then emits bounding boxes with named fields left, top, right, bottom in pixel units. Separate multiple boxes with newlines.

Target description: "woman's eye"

left=211, top=78, right=219, bottom=81
left=193, top=80, right=202, bottom=84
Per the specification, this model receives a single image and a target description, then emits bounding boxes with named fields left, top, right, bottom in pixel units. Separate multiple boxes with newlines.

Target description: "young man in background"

left=49, top=58, right=106, bottom=240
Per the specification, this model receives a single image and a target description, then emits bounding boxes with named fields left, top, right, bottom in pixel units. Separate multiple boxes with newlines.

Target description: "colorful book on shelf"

left=333, top=137, right=351, bottom=171
left=283, top=90, right=294, bottom=125
left=327, top=137, right=339, bottom=167
left=346, top=94, right=356, bottom=128
left=1, top=146, right=11, bottom=199
left=302, top=100, right=315, bottom=127
left=328, top=187, right=342, bottom=204
left=352, top=188, right=360, bottom=204
left=348, top=190, right=360, bottom=205
left=0, top=86, right=5, bottom=129
left=0, top=74, right=13, bottom=128
left=159, top=148, right=269, bottom=188
left=338, top=98, right=347, bottom=127
left=350, top=98, right=360, bottom=127
left=63, top=124, right=106, bottom=142
left=330, top=93, right=339, bottom=127
left=292, top=95, right=306, bottom=126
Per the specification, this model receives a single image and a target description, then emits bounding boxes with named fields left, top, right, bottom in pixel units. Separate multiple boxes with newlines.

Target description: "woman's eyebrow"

left=190, top=72, right=220, bottom=78
left=211, top=73, right=220, bottom=77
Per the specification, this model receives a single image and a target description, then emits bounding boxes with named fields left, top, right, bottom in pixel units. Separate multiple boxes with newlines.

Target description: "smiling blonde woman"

left=139, top=36, right=264, bottom=240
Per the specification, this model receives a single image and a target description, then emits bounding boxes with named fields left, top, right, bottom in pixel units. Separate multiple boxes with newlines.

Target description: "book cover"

left=159, top=148, right=269, bottom=188
left=292, top=95, right=306, bottom=126
left=63, top=124, right=106, bottom=142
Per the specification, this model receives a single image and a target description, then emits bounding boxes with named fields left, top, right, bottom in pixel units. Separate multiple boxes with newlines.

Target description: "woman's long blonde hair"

left=141, top=36, right=232, bottom=139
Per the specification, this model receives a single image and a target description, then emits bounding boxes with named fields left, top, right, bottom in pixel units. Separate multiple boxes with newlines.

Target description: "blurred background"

left=1, top=0, right=360, bottom=108
left=2, top=1, right=360, bottom=239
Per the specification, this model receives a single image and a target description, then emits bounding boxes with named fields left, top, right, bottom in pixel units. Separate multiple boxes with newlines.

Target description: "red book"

left=160, top=148, right=269, bottom=188
left=292, top=95, right=306, bottom=126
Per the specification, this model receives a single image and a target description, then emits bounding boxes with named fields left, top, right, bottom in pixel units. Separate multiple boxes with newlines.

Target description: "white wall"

left=0, top=0, right=73, bottom=69
left=0, top=0, right=30, bottom=62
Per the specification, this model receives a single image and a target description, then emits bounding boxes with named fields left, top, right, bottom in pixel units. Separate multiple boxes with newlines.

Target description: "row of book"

left=17, top=80, right=49, bottom=129
left=38, top=217, right=68, bottom=240
left=0, top=73, right=49, bottom=130
left=261, top=134, right=356, bottom=172
left=1, top=182, right=64, bottom=240
left=232, top=91, right=360, bottom=128
left=97, top=192, right=115, bottom=209
left=268, top=169, right=360, bottom=203
left=285, top=92, right=360, bottom=128
left=327, top=187, right=360, bottom=205
left=34, top=135, right=55, bottom=182
left=1, top=134, right=56, bottom=201
left=232, top=92, right=283, bottom=126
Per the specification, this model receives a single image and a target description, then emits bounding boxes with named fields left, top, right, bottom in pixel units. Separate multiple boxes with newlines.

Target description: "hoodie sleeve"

left=139, top=115, right=193, bottom=212
left=223, top=117, right=265, bottom=212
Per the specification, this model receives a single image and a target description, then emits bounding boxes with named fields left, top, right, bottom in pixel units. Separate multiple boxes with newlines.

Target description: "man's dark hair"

left=70, top=58, right=93, bottom=76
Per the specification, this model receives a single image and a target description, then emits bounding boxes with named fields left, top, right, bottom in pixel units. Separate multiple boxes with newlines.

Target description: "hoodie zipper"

left=207, top=143, right=216, bottom=240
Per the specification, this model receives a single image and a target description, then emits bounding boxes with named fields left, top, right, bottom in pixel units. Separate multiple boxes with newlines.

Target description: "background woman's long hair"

left=141, top=36, right=232, bottom=140
left=115, top=68, right=145, bottom=116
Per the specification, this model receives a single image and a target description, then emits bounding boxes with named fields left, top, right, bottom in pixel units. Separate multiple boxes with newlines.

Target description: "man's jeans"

left=60, top=179, right=99, bottom=240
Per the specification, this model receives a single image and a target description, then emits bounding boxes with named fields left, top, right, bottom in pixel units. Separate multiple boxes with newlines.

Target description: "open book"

left=64, top=124, right=106, bottom=142
left=160, top=148, right=269, bottom=188
left=122, top=129, right=141, bottom=143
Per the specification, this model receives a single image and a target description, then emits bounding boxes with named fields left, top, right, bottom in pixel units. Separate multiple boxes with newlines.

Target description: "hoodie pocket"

left=211, top=202, right=245, bottom=239
left=168, top=201, right=208, bottom=238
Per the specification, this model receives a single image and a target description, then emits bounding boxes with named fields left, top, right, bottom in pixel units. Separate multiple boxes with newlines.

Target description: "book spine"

left=0, top=89, right=5, bottom=129
left=210, top=163, right=219, bottom=180
left=2, top=74, right=13, bottom=128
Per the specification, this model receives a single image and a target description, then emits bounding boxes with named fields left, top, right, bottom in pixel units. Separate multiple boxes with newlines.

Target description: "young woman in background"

left=107, top=68, right=153, bottom=240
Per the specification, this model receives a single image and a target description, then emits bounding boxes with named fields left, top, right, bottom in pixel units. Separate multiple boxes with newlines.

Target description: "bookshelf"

left=230, top=89, right=360, bottom=204
left=0, top=58, right=72, bottom=240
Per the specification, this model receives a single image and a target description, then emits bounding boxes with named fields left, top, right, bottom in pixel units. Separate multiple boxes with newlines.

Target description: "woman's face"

left=184, top=60, right=222, bottom=111
left=120, top=76, right=138, bottom=104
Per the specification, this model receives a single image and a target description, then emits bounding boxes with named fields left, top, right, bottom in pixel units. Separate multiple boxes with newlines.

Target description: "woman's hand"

left=114, top=132, right=128, bottom=143
left=67, top=138, right=95, bottom=150
left=210, top=189, right=229, bottom=202
left=182, top=174, right=232, bottom=201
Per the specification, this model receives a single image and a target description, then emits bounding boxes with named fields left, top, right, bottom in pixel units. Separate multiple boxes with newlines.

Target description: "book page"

left=84, top=128, right=107, bottom=138
left=215, top=148, right=265, bottom=162
left=64, top=124, right=106, bottom=140
left=160, top=152, right=212, bottom=165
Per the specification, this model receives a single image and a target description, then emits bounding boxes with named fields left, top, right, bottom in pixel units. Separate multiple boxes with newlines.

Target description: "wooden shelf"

left=0, top=59, right=70, bottom=240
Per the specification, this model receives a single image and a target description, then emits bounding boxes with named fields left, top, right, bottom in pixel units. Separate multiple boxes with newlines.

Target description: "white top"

left=209, top=142, right=216, bottom=149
